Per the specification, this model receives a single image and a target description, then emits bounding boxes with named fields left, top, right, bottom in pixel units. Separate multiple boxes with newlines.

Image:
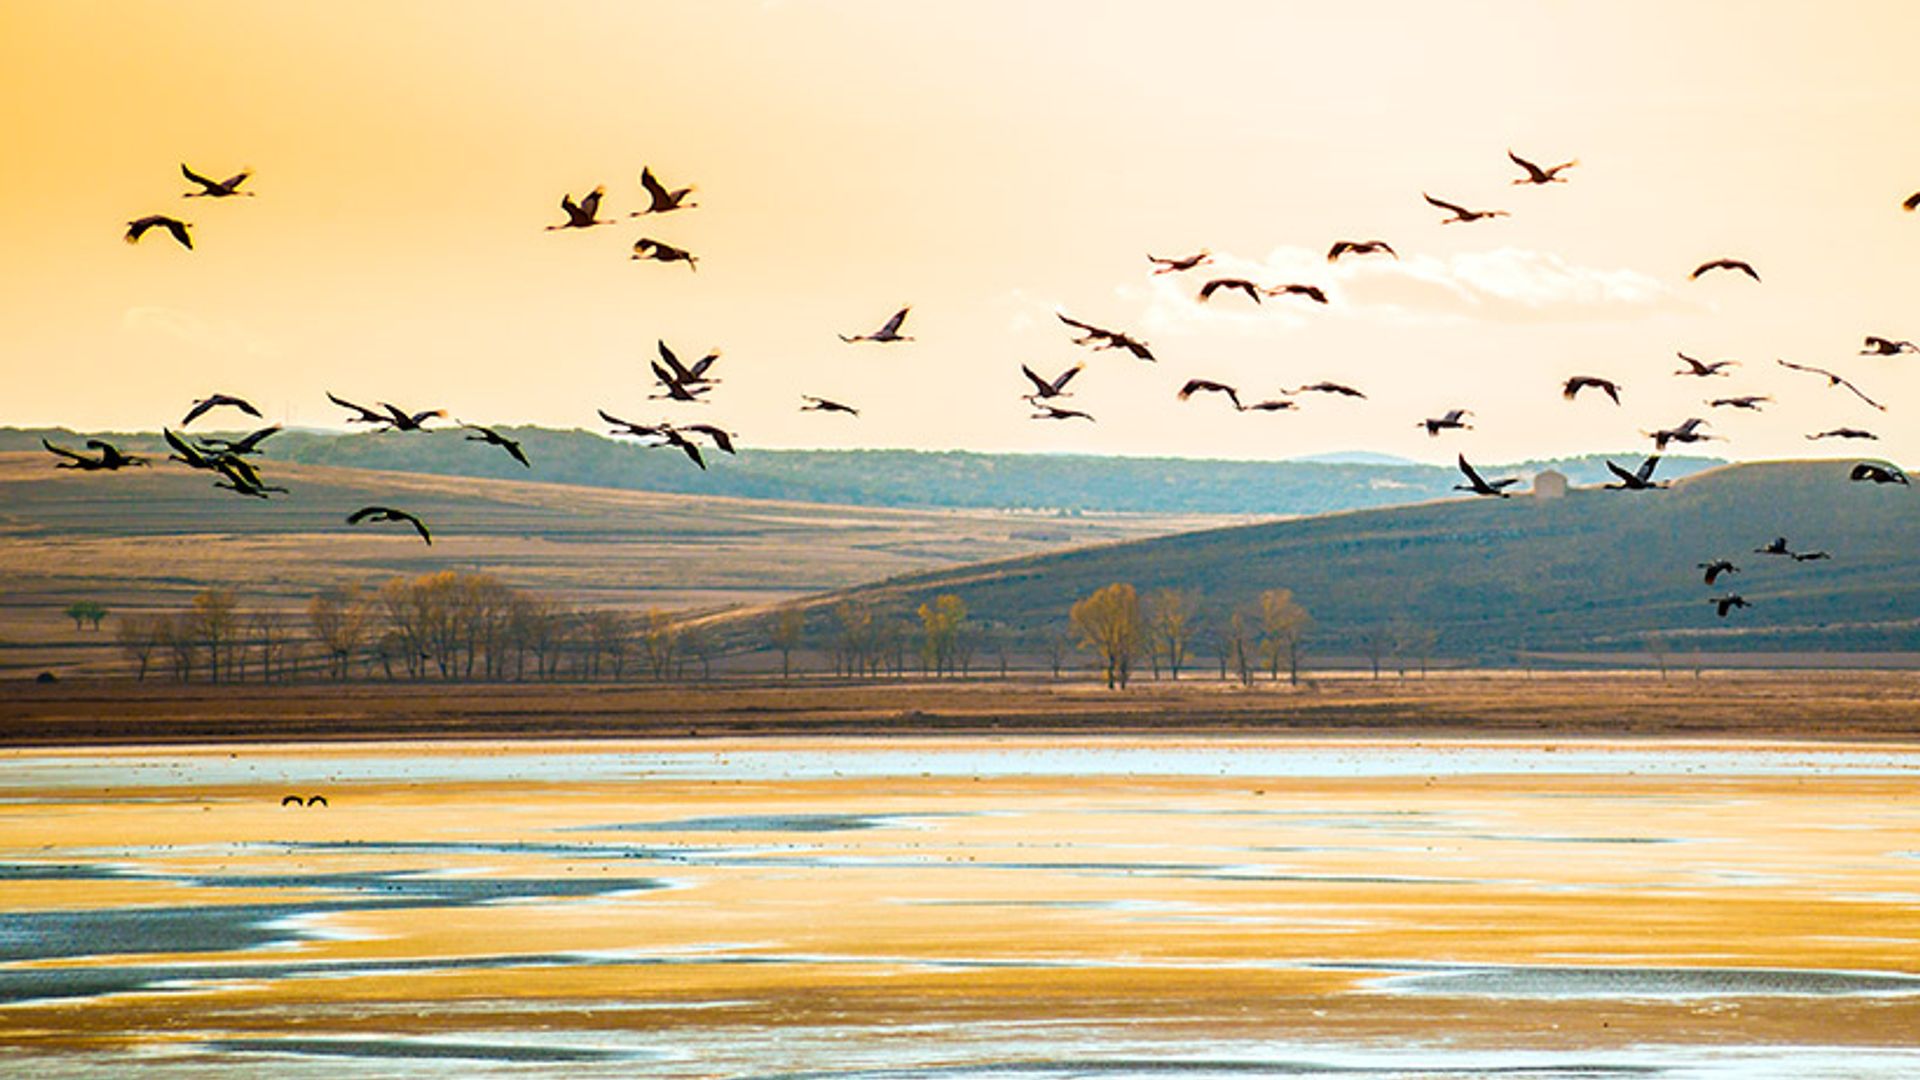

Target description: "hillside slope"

left=762, top=460, right=1920, bottom=659
left=4, top=427, right=1723, bottom=516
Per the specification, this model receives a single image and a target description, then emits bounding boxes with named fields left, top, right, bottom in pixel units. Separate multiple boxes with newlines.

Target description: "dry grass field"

left=0, top=452, right=1224, bottom=679
left=4, top=671, right=1917, bottom=745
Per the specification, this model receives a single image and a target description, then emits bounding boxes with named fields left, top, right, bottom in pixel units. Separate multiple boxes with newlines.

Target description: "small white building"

left=1532, top=469, right=1568, bottom=499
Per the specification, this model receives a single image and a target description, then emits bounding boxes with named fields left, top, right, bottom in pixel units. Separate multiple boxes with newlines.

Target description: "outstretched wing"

left=1424, top=192, right=1470, bottom=215
left=41, top=438, right=86, bottom=463
left=879, top=307, right=909, bottom=336
left=640, top=167, right=668, bottom=208
left=1507, top=149, right=1547, bottom=182
left=1456, top=454, right=1489, bottom=488
left=1021, top=365, right=1054, bottom=396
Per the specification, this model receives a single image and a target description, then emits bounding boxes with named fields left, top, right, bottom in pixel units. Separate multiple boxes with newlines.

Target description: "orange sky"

left=4, top=1, right=1919, bottom=464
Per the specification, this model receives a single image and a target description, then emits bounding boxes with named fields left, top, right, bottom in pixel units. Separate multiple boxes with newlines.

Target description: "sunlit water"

left=1, top=738, right=1916, bottom=1077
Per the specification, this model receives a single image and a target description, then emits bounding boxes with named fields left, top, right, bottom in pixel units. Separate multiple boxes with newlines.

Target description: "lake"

left=2, top=737, right=1917, bottom=1077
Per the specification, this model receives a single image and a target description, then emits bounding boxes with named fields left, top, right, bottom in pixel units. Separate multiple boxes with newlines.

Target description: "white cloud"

left=1125, top=245, right=1687, bottom=332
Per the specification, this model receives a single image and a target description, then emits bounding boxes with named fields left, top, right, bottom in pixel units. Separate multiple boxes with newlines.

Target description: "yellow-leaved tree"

left=1071, top=583, right=1142, bottom=689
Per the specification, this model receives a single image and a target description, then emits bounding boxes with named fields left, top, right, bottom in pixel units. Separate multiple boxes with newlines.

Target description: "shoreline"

left=4, top=670, right=1917, bottom=747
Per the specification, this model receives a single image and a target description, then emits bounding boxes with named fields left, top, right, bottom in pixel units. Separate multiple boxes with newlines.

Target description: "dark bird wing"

left=1050, top=363, right=1083, bottom=393
left=1507, top=149, right=1549, bottom=183
left=1021, top=364, right=1054, bottom=396
left=1907, top=192, right=1920, bottom=211
left=181, top=164, right=221, bottom=192
left=1056, top=312, right=1103, bottom=336
left=181, top=398, right=217, bottom=427
left=879, top=307, right=909, bottom=336
left=162, top=218, right=193, bottom=249
left=1424, top=192, right=1471, bottom=216
left=657, top=340, right=694, bottom=381
left=41, top=438, right=87, bottom=463
left=1457, top=454, right=1490, bottom=489
left=579, top=186, right=604, bottom=220
left=640, top=167, right=669, bottom=210
left=399, top=510, right=432, bottom=544
left=683, top=424, right=735, bottom=454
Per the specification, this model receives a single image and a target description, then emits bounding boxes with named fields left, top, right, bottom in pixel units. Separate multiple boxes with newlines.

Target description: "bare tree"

left=1258, top=589, right=1312, bottom=685
left=189, top=589, right=239, bottom=683
left=771, top=607, right=805, bottom=680
left=1146, top=588, right=1199, bottom=681
left=114, top=613, right=163, bottom=681
left=641, top=609, right=679, bottom=679
left=250, top=610, right=294, bottom=682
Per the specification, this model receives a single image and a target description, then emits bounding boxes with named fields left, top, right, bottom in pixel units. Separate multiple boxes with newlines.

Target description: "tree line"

left=112, top=572, right=717, bottom=683
left=96, top=574, right=1434, bottom=686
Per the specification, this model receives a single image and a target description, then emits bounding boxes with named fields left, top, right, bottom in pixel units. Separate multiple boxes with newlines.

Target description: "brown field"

left=4, top=671, right=1918, bottom=745
left=0, top=451, right=1227, bottom=678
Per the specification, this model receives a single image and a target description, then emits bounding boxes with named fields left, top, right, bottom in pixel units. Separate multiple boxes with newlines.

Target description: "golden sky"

left=4, top=1, right=1919, bottom=464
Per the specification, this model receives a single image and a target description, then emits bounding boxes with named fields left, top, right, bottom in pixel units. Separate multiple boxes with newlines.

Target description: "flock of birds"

left=72, top=151, right=1919, bottom=624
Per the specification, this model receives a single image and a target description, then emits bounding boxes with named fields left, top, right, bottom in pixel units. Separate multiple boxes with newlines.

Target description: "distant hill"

left=744, top=460, right=1920, bottom=661
left=3, top=427, right=1723, bottom=517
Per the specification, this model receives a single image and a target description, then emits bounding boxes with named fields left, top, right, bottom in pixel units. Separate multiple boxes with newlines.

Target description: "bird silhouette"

left=1807, top=428, right=1878, bottom=441
left=181, top=164, right=254, bottom=198
left=1021, top=363, right=1083, bottom=399
left=1507, top=149, right=1577, bottom=184
left=1029, top=400, right=1095, bottom=422
left=1710, top=595, right=1751, bottom=618
left=656, top=340, right=722, bottom=386
left=1454, top=455, right=1520, bottom=497
left=1793, top=550, right=1831, bottom=562
left=1645, top=417, right=1716, bottom=450
left=1418, top=409, right=1473, bottom=436
left=1905, top=191, right=1920, bottom=212
left=125, top=215, right=192, bottom=249
left=327, top=392, right=390, bottom=426
left=1056, top=313, right=1154, bottom=361
left=1776, top=358, right=1886, bottom=411
left=281, top=794, right=305, bottom=807
left=1327, top=239, right=1396, bottom=261
left=1674, top=352, right=1738, bottom=377
left=1861, top=336, right=1918, bottom=355
left=631, top=238, right=698, bottom=270
left=598, top=409, right=670, bottom=438
left=1754, top=536, right=1792, bottom=556
left=182, top=394, right=262, bottom=427
left=680, top=423, right=737, bottom=455
left=1291, top=382, right=1366, bottom=399
left=347, top=506, right=432, bottom=544
left=460, top=423, right=530, bottom=467
left=1563, top=376, right=1622, bottom=404
left=841, top=307, right=912, bottom=343
left=801, top=395, right=859, bottom=416
left=1177, top=379, right=1242, bottom=410
left=379, top=402, right=446, bottom=431
left=1697, top=559, right=1738, bottom=586
left=1707, top=395, right=1771, bottom=411
left=632, top=167, right=696, bottom=214
left=1849, top=462, right=1910, bottom=485
left=1691, top=258, right=1759, bottom=281
left=1241, top=398, right=1298, bottom=412
left=1197, top=278, right=1263, bottom=304
left=196, top=425, right=282, bottom=455
left=1423, top=193, right=1508, bottom=223
left=211, top=458, right=286, bottom=499
left=1264, top=283, right=1328, bottom=304
left=42, top=438, right=148, bottom=471
left=1604, top=455, right=1667, bottom=490
left=649, top=364, right=713, bottom=402
left=547, top=186, right=611, bottom=229
left=1148, top=250, right=1211, bottom=274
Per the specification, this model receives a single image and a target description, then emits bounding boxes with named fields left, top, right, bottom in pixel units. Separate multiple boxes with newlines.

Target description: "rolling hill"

left=744, top=460, right=1920, bottom=661
left=5, top=427, right=1723, bottom=516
